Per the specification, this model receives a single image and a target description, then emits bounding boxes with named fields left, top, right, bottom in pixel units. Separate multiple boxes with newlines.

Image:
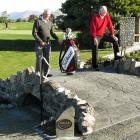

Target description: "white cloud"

left=0, top=0, right=66, bottom=13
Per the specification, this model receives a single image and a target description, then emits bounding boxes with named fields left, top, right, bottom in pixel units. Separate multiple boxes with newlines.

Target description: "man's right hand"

left=39, top=41, right=46, bottom=48
left=55, top=39, right=61, bottom=46
left=94, top=37, right=98, bottom=46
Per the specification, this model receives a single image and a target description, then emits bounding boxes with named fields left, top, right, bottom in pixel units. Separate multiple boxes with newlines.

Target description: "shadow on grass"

left=0, top=39, right=34, bottom=52
left=0, top=39, right=61, bottom=52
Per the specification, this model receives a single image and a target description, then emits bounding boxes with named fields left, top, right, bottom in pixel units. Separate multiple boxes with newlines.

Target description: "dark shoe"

left=92, top=64, right=98, bottom=69
left=92, top=64, right=99, bottom=71
left=92, top=65, right=99, bottom=71
left=67, top=72, right=73, bottom=75
left=114, top=55, right=123, bottom=60
left=66, top=71, right=75, bottom=75
left=93, top=67, right=99, bottom=71
left=103, top=60, right=111, bottom=67
left=47, top=74, right=53, bottom=77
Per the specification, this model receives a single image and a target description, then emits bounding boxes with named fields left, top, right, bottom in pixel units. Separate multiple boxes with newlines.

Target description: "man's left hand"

left=112, top=35, right=118, bottom=41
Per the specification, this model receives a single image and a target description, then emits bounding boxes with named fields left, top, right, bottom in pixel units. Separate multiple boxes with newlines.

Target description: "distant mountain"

left=9, top=10, right=41, bottom=20
left=8, top=10, right=64, bottom=20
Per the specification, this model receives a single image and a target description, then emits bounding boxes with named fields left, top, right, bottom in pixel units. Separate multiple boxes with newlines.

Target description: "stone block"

left=135, top=62, right=140, bottom=76
left=129, top=59, right=136, bottom=74
left=123, top=58, right=133, bottom=72
left=56, top=106, right=75, bottom=138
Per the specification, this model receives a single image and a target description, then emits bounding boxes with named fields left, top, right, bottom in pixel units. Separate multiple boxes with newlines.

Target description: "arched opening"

left=22, top=93, right=47, bottom=118
left=23, top=94, right=41, bottom=108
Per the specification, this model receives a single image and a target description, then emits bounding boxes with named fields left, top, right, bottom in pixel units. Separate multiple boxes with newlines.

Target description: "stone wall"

left=120, top=17, right=135, bottom=47
left=0, top=67, right=95, bottom=135
left=114, top=57, right=140, bottom=76
left=135, top=17, right=140, bottom=42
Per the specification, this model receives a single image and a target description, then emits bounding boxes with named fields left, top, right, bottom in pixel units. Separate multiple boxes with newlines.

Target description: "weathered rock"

left=135, top=61, right=140, bottom=76
left=114, top=58, right=140, bottom=76
left=123, top=58, right=133, bottom=72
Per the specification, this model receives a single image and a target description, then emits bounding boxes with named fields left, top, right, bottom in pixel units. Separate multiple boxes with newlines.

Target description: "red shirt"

left=90, top=13, right=114, bottom=39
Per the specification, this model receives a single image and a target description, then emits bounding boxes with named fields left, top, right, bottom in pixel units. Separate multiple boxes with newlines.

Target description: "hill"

left=9, top=10, right=41, bottom=20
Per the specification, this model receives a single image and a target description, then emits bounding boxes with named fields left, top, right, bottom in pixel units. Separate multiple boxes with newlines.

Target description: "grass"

left=0, top=51, right=60, bottom=78
left=0, top=33, right=33, bottom=40
left=0, top=30, right=32, bottom=34
left=0, top=29, right=112, bottom=79
left=0, top=50, right=92, bottom=79
left=0, top=51, right=35, bottom=78
left=0, top=22, right=33, bottom=30
left=126, top=51, right=140, bottom=61
left=0, top=49, right=112, bottom=79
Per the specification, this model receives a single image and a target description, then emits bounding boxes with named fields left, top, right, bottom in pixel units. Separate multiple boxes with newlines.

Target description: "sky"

left=0, top=0, right=66, bottom=13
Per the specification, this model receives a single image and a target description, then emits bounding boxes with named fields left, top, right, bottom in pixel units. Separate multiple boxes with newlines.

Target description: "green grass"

left=0, top=29, right=112, bottom=79
left=0, top=49, right=112, bottom=79
left=0, top=51, right=35, bottom=78
left=0, top=50, right=90, bottom=79
left=0, top=22, right=33, bottom=30
left=0, top=33, right=33, bottom=40
left=0, top=30, right=63, bottom=40
left=0, top=30, right=32, bottom=35
left=0, top=50, right=91, bottom=79
left=0, top=29, right=62, bottom=78
left=126, top=51, right=140, bottom=61
left=0, top=51, right=61, bottom=79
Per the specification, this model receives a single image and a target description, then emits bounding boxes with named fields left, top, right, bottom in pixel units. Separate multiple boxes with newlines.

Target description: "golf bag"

left=59, top=37, right=80, bottom=74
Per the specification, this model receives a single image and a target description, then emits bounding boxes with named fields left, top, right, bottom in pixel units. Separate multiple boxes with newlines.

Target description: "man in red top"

left=90, top=6, right=121, bottom=70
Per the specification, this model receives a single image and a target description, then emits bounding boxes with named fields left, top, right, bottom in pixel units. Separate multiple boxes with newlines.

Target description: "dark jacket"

left=32, top=17, right=58, bottom=42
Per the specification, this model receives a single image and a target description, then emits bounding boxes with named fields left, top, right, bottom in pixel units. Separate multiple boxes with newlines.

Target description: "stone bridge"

left=0, top=65, right=140, bottom=139
left=0, top=67, right=95, bottom=136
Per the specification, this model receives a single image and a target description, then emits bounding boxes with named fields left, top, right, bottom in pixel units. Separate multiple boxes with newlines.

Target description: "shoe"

left=92, top=66, right=99, bottom=71
left=47, top=74, right=53, bottom=77
left=67, top=72, right=73, bottom=75
left=92, top=65, right=99, bottom=71
left=66, top=71, right=75, bottom=75
left=92, top=67, right=99, bottom=71
left=103, top=60, right=111, bottom=67
left=114, top=55, right=123, bottom=60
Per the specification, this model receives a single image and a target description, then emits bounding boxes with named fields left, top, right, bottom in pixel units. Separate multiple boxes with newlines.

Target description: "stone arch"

left=0, top=67, right=95, bottom=135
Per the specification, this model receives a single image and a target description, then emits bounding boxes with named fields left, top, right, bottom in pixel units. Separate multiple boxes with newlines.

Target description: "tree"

left=0, top=11, right=9, bottom=29
left=28, top=14, right=38, bottom=22
left=49, top=14, right=55, bottom=23
left=60, top=0, right=107, bottom=48
left=55, top=15, right=66, bottom=30
left=60, top=0, right=140, bottom=48
left=16, top=18, right=23, bottom=22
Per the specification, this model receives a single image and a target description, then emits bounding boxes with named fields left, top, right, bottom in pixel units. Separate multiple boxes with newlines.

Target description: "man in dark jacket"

left=32, top=9, right=58, bottom=77
left=90, top=6, right=122, bottom=70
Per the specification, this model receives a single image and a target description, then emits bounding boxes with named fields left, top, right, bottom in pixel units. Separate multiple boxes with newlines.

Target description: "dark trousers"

left=91, top=34, right=119, bottom=68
